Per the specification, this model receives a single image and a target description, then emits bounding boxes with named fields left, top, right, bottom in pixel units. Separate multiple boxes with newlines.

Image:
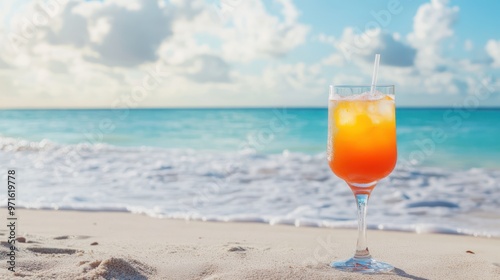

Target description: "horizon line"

left=1, top=106, right=500, bottom=110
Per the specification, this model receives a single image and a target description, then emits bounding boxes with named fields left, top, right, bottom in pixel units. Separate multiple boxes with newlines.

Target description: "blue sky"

left=0, top=0, right=499, bottom=108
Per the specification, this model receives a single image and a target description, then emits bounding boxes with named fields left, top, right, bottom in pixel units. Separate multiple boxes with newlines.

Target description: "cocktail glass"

left=327, top=85, right=397, bottom=273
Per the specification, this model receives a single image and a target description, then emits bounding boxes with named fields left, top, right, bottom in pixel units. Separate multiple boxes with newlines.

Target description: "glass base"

left=331, top=257, right=394, bottom=273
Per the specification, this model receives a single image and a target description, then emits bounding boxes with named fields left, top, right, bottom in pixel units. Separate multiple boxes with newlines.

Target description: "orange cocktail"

left=328, top=59, right=396, bottom=273
left=327, top=95, right=397, bottom=193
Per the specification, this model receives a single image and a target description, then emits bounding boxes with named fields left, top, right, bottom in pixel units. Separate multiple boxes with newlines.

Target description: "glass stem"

left=354, top=194, right=371, bottom=259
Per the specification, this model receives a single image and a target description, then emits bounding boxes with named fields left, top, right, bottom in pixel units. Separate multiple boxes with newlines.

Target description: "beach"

left=1, top=209, right=499, bottom=279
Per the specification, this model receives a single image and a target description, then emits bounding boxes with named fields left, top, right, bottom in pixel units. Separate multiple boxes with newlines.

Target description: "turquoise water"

left=0, top=108, right=499, bottom=168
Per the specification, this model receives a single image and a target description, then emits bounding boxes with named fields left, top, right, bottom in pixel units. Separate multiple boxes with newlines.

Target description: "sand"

left=1, top=209, right=499, bottom=279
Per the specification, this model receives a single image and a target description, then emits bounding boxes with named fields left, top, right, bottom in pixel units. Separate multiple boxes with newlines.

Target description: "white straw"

left=370, top=54, right=380, bottom=94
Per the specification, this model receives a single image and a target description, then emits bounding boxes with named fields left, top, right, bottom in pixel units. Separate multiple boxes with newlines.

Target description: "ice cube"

left=336, top=107, right=355, bottom=125
left=352, top=91, right=385, bottom=101
left=378, top=100, right=394, bottom=117
left=367, top=102, right=377, bottom=113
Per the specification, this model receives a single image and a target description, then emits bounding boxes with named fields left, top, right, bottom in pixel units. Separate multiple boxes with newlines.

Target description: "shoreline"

left=1, top=209, right=499, bottom=279
left=4, top=207, right=499, bottom=239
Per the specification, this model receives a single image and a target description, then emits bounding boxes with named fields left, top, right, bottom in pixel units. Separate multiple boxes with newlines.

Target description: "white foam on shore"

left=1, top=136, right=499, bottom=238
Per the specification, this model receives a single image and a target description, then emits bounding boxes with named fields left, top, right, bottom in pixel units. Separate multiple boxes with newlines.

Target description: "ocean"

left=1, top=108, right=499, bottom=237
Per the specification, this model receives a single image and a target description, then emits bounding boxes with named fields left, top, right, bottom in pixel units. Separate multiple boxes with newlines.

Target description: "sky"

left=0, top=0, right=499, bottom=108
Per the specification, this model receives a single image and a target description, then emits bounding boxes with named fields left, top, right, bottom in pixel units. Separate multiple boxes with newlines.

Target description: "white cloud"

left=464, top=39, right=473, bottom=51
left=407, top=0, right=459, bottom=71
left=76, top=1, right=172, bottom=67
left=261, top=62, right=325, bottom=93
left=88, top=17, right=111, bottom=45
left=408, top=0, right=458, bottom=44
left=214, top=0, right=309, bottom=62
left=275, top=0, right=300, bottom=24
left=486, top=40, right=500, bottom=68
left=183, top=54, right=231, bottom=83
left=331, top=73, right=365, bottom=86
left=317, top=33, right=335, bottom=45
left=332, top=28, right=416, bottom=67
left=321, top=53, right=345, bottom=67
left=0, top=57, right=11, bottom=69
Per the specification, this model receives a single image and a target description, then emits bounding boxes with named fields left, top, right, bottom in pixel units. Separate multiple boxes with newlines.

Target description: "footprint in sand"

left=1, top=241, right=17, bottom=249
left=228, top=246, right=246, bottom=252
left=198, top=264, right=219, bottom=279
left=53, top=235, right=90, bottom=240
left=27, top=247, right=79, bottom=254
left=14, top=272, right=32, bottom=277
left=227, top=246, right=252, bottom=259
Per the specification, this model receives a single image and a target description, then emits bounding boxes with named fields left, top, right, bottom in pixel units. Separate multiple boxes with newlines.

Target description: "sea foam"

left=1, top=136, right=499, bottom=238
